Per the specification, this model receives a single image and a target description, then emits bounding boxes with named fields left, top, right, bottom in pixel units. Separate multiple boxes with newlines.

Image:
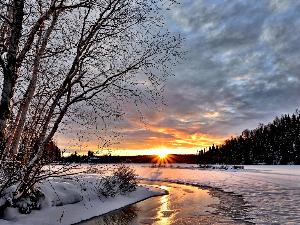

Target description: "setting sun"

left=158, top=152, right=168, bottom=158
left=153, top=148, right=169, bottom=158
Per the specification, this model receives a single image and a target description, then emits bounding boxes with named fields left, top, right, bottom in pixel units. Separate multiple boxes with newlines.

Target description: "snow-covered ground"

left=0, top=165, right=165, bottom=225
left=133, top=164, right=300, bottom=224
left=1, top=164, right=299, bottom=224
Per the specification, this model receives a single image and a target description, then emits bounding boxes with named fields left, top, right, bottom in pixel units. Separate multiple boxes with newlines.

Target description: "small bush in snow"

left=16, top=188, right=45, bottom=214
left=0, top=186, right=44, bottom=216
left=100, top=165, right=139, bottom=197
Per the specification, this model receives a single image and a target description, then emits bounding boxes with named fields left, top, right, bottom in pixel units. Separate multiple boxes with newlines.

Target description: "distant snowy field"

left=134, top=164, right=300, bottom=224
left=1, top=164, right=299, bottom=224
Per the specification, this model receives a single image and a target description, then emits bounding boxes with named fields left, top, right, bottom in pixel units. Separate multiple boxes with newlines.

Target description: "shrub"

left=0, top=186, right=44, bottom=216
left=16, top=188, right=45, bottom=214
left=100, top=165, right=139, bottom=197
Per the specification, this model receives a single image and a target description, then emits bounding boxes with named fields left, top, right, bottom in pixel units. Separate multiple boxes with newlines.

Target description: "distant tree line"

left=60, top=151, right=122, bottom=164
left=201, top=110, right=300, bottom=165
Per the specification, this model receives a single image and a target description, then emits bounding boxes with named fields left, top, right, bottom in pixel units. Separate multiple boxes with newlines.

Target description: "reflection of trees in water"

left=93, top=205, right=140, bottom=225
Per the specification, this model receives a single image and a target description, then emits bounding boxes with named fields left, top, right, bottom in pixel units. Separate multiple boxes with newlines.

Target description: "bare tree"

left=0, top=0, right=183, bottom=204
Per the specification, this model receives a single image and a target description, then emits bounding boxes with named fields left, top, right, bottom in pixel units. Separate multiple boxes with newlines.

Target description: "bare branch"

left=0, top=0, right=184, bottom=206
left=0, top=12, right=12, bottom=24
left=0, top=52, right=6, bottom=71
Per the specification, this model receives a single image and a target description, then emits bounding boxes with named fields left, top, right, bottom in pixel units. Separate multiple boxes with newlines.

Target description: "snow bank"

left=0, top=165, right=165, bottom=225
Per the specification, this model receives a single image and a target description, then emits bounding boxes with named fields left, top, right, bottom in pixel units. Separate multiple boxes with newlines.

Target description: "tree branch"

left=16, top=1, right=90, bottom=68
left=0, top=12, right=12, bottom=25
left=0, top=52, right=6, bottom=71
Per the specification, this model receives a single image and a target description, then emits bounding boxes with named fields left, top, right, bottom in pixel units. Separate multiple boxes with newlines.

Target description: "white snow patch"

left=0, top=165, right=164, bottom=225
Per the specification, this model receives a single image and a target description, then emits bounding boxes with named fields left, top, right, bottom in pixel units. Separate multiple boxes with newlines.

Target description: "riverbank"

left=77, top=180, right=253, bottom=225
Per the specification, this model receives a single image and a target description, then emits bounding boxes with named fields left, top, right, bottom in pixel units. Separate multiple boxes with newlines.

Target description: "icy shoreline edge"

left=0, top=185, right=165, bottom=225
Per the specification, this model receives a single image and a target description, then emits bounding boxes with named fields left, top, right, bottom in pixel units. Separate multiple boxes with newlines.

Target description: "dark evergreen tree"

left=204, top=110, right=300, bottom=165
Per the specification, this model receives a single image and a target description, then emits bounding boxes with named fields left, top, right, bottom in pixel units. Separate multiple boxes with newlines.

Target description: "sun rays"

left=155, top=148, right=169, bottom=159
left=151, top=148, right=180, bottom=164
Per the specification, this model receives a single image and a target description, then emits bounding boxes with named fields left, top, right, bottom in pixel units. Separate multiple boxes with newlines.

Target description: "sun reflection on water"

left=156, top=185, right=176, bottom=225
left=160, top=186, right=167, bottom=190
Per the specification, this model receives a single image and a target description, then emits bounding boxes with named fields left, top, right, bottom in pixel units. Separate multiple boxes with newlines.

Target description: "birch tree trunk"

left=0, top=0, right=24, bottom=152
left=10, top=11, right=60, bottom=155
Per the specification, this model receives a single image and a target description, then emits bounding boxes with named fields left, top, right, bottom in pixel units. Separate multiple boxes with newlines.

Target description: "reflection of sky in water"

left=141, top=181, right=220, bottom=225
left=158, top=194, right=171, bottom=224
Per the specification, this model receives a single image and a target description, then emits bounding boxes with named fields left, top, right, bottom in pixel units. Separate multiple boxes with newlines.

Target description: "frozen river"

left=131, top=164, right=300, bottom=224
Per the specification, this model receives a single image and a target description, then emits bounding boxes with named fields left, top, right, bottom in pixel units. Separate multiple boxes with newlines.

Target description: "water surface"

left=77, top=180, right=220, bottom=225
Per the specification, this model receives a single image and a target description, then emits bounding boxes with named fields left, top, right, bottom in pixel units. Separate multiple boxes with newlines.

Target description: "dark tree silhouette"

left=203, top=110, right=300, bottom=165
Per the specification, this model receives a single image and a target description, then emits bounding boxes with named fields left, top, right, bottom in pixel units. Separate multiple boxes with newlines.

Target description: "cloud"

left=163, top=0, right=300, bottom=118
left=58, top=0, right=300, bottom=154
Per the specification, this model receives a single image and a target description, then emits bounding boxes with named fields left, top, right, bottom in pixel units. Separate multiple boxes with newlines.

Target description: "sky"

left=58, top=0, right=300, bottom=156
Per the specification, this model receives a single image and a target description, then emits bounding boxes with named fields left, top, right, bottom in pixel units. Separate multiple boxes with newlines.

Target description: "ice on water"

left=134, top=164, right=300, bottom=224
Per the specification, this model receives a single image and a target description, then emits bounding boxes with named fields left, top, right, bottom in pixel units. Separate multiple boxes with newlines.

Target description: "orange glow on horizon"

left=57, top=121, right=231, bottom=156
left=151, top=154, right=176, bottom=164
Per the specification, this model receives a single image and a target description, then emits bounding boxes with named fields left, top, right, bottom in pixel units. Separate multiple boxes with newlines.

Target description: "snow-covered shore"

left=0, top=165, right=165, bottom=225
left=1, top=164, right=299, bottom=224
left=1, top=186, right=163, bottom=225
